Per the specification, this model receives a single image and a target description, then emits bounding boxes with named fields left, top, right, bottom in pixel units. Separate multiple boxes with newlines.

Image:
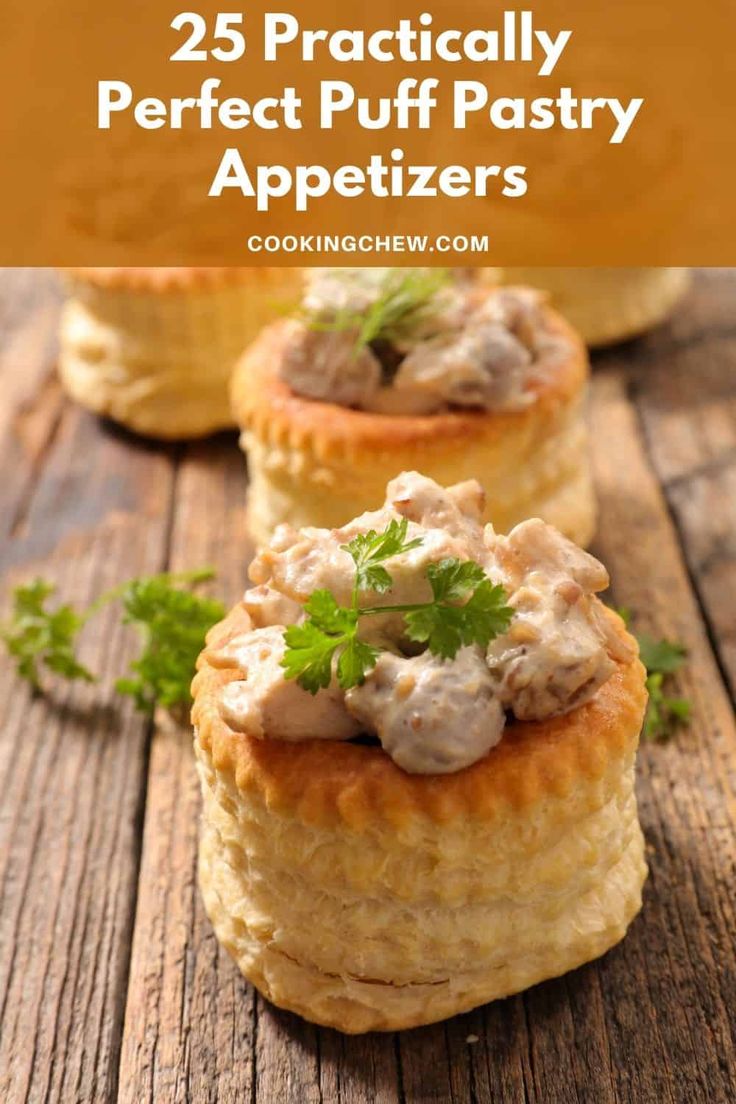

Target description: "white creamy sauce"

left=345, top=646, right=505, bottom=774
left=215, top=626, right=360, bottom=742
left=218, top=472, right=633, bottom=773
left=280, top=270, right=559, bottom=416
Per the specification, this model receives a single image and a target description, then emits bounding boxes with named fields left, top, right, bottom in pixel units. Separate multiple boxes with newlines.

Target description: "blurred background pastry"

left=493, top=268, right=689, bottom=347
left=57, top=266, right=303, bottom=439
left=232, top=267, right=596, bottom=547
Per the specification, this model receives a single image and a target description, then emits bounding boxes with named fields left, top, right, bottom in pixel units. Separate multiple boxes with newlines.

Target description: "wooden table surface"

left=0, top=269, right=735, bottom=1104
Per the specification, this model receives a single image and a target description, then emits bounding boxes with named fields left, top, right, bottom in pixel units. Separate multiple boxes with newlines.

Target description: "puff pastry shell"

left=193, top=603, right=648, bottom=1033
left=232, top=301, right=596, bottom=547
left=497, top=268, right=689, bottom=347
left=58, top=267, right=302, bottom=439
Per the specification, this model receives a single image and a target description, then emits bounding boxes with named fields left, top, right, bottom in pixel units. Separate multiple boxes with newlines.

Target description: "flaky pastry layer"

left=193, top=605, right=648, bottom=1031
left=231, top=306, right=595, bottom=545
left=58, top=268, right=303, bottom=440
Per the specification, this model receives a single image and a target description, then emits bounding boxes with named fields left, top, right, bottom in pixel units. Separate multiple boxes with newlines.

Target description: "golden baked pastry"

left=58, top=266, right=303, bottom=439
left=192, top=473, right=647, bottom=1033
left=496, top=268, right=689, bottom=347
left=232, top=270, right=595, bottom=546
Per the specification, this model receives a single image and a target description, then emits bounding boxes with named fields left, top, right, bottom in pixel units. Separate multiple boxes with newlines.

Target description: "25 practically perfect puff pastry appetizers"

left=192, top=471, right=648, bottom=1033
left=58, top=266, right=302, bottom=439
left=231, top=268, right=596, bottom=547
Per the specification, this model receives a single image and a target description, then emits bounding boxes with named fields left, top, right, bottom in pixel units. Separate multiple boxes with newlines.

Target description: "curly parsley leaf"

left=114, top=575, right=225, bottom=713
left=636, top=631, right=689, bottom=742
left=637, top=634, right=687, bottom=676
left=342, top=517, right=422, bottom=595
left=280, top=621, right=344, bottom=695
left=617, top=613, right=690, bottom=743
left=282, top=529, right=513, bottom=692
left=336, top=637, right=380, bottom=690
left=426, top=558, right=487, bottom=602
left=644, top=671, right=692, bottom=743
left=2, top=569, right=224, bottom=714
left=281, top=592, right=361, bottom=694
left=304, top=589, right=358, bottom=634
left=1, top=579, right=94, bottom=690
left=405, top=561, right=513, bottom=658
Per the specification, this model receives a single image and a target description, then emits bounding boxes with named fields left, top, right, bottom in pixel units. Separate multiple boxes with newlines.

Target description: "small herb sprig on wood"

left=618, top=609, right=691, bottom=742
left=638, top=634, right=691, bottom=742
left=281, top=519, right=513, bottom=694
left=1, top=570, right=224, bottom=713
left=305, top=269, right=451, bottom=354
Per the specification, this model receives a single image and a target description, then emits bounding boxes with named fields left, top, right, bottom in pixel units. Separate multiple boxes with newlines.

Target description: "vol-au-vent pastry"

left=495, top=267, right=690, bottom=347
left=58, top=266, right=303, bottom=439
left=192, top=471, right=648, bottom=1033
left=231, top=267, right=596, bottom=548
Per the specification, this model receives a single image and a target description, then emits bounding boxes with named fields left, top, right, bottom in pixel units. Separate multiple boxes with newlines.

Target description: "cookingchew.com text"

left=246, top=233, right=490, bottom=254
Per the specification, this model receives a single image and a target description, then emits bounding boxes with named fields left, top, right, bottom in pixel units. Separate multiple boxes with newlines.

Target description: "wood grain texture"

left=0, top=268, right=735, bottom=1104
left=0, top=277, right=177, bottom=1103
left=615, top=271, right=736, bottom=701
left=588, top=367, right=736, bottom=1104
left=117, top=438, right=256, bottom=1104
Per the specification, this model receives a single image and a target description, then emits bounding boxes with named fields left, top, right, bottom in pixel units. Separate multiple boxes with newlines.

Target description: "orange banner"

left=1, top=0, right=734, bottom=264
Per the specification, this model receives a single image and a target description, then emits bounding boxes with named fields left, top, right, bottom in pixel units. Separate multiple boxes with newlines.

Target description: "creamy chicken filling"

left=278, top=269, right=565, bottom=415
left=210, top=472, right=634, bottom=776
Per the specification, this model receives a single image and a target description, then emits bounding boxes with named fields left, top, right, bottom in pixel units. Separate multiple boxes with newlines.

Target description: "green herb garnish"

left=617, top=611, right=690, bottom=743
left=1, top=578, right=94, bottom=690
left=346, top=517, right=423, bottom=593
left=281, top=520, right=513, bottom=694
left=636, top=634, right=687, bottom=676
left=1, top=569, right=224, bottom=714
left=638, top=634, right=690, bottom=742
left=114, top=574, right=226, bottom=712
left=643, top=670, right=692, bottom=743
left=305, top=268, right=451, bottom=354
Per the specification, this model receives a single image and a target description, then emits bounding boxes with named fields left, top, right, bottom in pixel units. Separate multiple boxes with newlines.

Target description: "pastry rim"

left=60, top=266, right=300, bottom=293
left=230, top=296, right=588, bottom=458
left=192, top=603, right=647, bottom=831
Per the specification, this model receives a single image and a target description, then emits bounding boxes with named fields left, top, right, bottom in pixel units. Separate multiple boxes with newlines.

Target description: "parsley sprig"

left=638, top=635, right=690, bottom=742
left=305, top=269, right=451, bottom=354
left=1, top=578, right=94, bottom=690
left=281, top=519, right=513, bottom=694
left=1, top=569, right=224, bottom=713
left=618, top=609, right=691, bottom=742
left=114, top=574, right=225, bottom=712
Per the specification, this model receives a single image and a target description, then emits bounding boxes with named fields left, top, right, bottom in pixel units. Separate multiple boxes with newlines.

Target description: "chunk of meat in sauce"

left=386, top=471, right=486, bottom=554
left=393, top=321, right=532, bottom=412
left=280, top=320, right=382, bottom=407
left=486, top=519, right=635, bottom=720
left=345, top=646, right=505, bottom=774
left=215, top=626, right=360, bottom=741
left=242, top=585, right=303, bottom=628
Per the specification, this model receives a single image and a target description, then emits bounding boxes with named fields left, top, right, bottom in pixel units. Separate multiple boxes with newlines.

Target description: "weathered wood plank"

left=317, top=1028, right=399, bottom=1104
left=116, top=438, right=258, bottom=1104
left=0, top=275, right=177, bottom=1103
left=587, top=367, right=736, bottom=1104
left=667, top=463, right=736, bottom=696
left=609, top=274, right=736, bottom=701
left=0, top=270, right=64, bottom=536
